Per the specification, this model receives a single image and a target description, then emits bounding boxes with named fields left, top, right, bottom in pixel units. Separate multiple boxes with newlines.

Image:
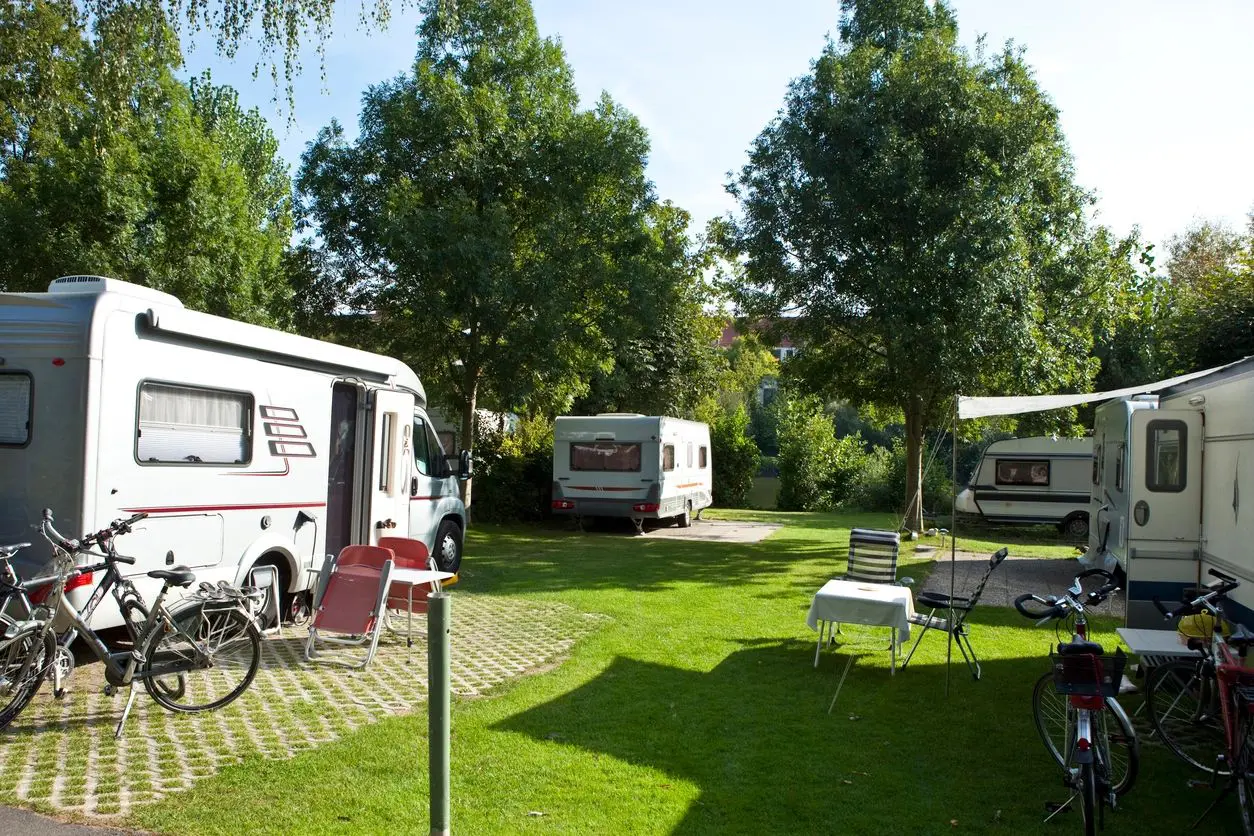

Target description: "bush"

left=776, top=397, right=870, bottom=511
left=850, top=437, right=953, bottom=517
left=710, top=406, right=760, bottom=508
left=471, top=414, right=554, bottom=523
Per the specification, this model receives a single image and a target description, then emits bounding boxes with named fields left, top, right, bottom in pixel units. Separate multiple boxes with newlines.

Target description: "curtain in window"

left=138, top=384, right=250, bottom=464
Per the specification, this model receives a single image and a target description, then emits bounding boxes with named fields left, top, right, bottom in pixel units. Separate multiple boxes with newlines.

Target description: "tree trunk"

left=902, top=397, right=925, bottom=534
left=459, top=375, right=478, bottom=512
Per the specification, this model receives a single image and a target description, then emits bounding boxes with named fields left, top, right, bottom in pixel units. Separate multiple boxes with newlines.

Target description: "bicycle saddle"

left=1057, top=639, right=1104, bottom=656
left=148, top=567, right=196, bottom=588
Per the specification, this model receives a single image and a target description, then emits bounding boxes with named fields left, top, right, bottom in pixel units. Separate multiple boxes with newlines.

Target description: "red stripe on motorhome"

left=120, top=502, right=327, bottom=514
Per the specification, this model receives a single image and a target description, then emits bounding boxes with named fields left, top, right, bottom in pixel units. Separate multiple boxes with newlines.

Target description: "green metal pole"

left=429, top=591, right=451, bottom=836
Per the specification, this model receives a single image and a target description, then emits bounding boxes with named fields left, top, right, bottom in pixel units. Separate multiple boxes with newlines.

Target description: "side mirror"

left=458, top=449, right=472, bottom=480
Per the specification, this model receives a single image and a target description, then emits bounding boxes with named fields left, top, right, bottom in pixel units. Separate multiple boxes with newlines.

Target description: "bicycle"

left=1145, top=568, right=1254, bottom=833
left=1015, top=568, right=1140, bottom=835
left=0, top=509, right=263, bottom=737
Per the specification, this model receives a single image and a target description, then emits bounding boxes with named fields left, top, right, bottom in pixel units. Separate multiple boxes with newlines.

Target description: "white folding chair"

left=248, top=564, right=283, bottom=636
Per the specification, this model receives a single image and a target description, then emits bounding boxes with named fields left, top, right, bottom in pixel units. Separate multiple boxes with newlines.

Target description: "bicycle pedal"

left=102, top=684, right=116, bottom=697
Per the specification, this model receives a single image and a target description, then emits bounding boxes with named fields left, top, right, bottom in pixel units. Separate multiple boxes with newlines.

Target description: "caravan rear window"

left=136, top=382, right=253, bottom=465
left=570, top=442, right=641, bottom=472
left=1146, top=420, right=1187, bottom=492
left=994, top=459, right=1050, bottom=486
left=0, top=373, right=32, bottom=446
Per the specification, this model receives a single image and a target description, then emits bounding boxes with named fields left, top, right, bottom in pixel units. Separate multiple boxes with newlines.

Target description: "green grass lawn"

left=131, top=511, right=1231, bottom=834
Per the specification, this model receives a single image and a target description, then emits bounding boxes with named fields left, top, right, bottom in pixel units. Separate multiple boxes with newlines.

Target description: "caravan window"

left=1146, top=420, right=1187, bottom=493
left=662, top=444, right=675, bottom=472
left=994, top=459, right=1050, bottom=486
left=0, top=373, right=32, bottom=446
left=1092, top=444, right=1102, bottom=486
left=699, top=446, right=708, bottom=468
left=687, top=443, right=694, bottom=468
left=136, top=382, right=252, bottom=465
left=571, top=442, right=642, bottom=472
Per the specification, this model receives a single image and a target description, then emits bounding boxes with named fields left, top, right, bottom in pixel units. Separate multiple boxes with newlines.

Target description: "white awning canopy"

left=957, top=361, right=1243, bottom=420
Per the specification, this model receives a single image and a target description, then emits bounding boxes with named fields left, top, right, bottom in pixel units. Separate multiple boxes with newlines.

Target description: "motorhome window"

left=687, top=443, right=694, bottom=468
left=437, top=431, right=456, bottom=454
left=136, top=383, right=251, bottom=465
left=994, top=459, right=1049, bottom=486
left=0, top=373, right=32, bottom=446
left=379, top=413, right=396, bottom=491
left=413, top=417, right=433, bottom=476
left=699, top=446, right=708, bottom=468
left=570, top=442, right=642, bottom=472
left=1092, top=445, right=1101, bottom=486
left=662, top=444, right=675, bottom=472
left=1146, top=420, right=1187, bottom=493
left=1115, top=445, right=1125, bottom=492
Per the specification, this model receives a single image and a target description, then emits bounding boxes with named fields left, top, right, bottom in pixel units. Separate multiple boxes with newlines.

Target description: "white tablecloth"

left=807, top=579, right=915, bottom=641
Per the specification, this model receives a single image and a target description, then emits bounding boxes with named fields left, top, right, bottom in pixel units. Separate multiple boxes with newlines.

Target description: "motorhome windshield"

left=570, top=442, right=641, bottom=472
left=0, top=372, right=32, bottom=445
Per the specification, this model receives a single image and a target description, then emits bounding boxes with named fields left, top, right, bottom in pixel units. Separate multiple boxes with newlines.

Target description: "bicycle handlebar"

left=39, top=509, right=147, bottom=564
left=1152, top=568, right=1240, bottom=620
left=1014, top=593, right=1065, bottom=621
left=1015, top=568, right=1121, bottom=623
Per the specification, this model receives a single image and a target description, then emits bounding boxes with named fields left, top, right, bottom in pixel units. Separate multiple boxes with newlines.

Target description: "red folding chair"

left=378, top=536, right=436, bottom=617
left=304, top=545, right=395, bottom=669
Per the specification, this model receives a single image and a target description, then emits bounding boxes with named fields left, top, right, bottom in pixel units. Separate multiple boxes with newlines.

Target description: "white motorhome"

left=955, top=436, right=1093, bottom=537
left=1090, top=358, right=1254, bottom=627
left=0, top=276, right=469, bottom=628
left=551, top=414, right=712, bottom=531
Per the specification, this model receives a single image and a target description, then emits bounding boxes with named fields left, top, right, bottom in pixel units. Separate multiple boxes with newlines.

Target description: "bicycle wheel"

left=142, top=606, right=261, bottom=713
left=1033, top=671, right=1070, bottom=768
left=1034, top=673, right=1139, bottom=796
left=1146, top=658, right=1227, bottom=775
left=1079, top=760, right=1097, bottom=836
left=0, top=624, right=54, bottom=730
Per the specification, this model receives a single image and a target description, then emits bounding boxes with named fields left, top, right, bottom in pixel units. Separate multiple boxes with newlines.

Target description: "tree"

left=0, top=0, right=292, bottom=323
left=297, top=0, right=669, bottom=508
left=723, top=0, right=1105, bottom=530
left=1162, top=220, right=1254, bottom=371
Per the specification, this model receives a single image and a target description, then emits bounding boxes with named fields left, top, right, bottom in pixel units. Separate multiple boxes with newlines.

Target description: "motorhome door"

left=1125, top=408, right=1203, bottom=626
left=367, top=388, right=415, bottom=544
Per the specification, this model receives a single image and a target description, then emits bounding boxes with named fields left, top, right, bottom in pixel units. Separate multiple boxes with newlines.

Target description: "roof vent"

left=48, top=276, right=183, bottom=308
left=596, top=412, right=645, bottom=417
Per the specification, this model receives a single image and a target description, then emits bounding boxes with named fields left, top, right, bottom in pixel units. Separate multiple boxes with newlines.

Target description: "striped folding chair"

left=844, top=528, right=906, bottom=585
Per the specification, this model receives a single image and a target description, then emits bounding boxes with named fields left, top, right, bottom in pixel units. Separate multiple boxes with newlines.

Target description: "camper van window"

left=0, top=373, right=32, bottom=446
left=136, top=382, right=252, bottom=465
left=1115, top=445, right=1125, bottom=492
left=699, top=446, right=708, bottom=468
left=687, top=443, right=694, bottom=468
left=1146, top=420, right=1187, bottom=493
left=413, top=417, right=433, bottom=476
left=571, top=442, right=642, bottom=472
left=663, top=444, right=675, bottom=472
left=437, top=431, right=456, bottom=454
left=994, top=459, right=1050, bottom=486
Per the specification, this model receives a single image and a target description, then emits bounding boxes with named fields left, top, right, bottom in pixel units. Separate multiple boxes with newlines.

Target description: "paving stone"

left=0, top=593, right=607, bottom=821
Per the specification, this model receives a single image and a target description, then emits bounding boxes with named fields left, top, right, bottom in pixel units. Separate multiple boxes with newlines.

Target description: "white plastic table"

left=1116, top=627, right=1201, bottom=668
left=807, top=579, right=915, bottom=674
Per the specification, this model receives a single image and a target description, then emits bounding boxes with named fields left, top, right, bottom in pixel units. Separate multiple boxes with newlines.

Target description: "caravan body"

left=551, top=414, right=712, bottom=527
left=0, top=276, right=467, bottom=628
left=954, top=437, right=1093, bottom=536
left=1091, top=360, right=1254, bottom=627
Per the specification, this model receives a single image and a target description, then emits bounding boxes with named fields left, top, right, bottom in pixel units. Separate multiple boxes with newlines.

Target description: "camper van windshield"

left=0, top=373, right=32, bottom=446
left=570, top=442, right=642, bottom=472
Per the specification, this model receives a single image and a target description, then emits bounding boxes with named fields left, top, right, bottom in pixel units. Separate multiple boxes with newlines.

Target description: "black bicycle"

left=0, top=509, right=262, bottom=737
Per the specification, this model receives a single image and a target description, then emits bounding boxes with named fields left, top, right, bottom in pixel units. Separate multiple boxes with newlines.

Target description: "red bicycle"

left=1146, top=568, right=1254, bottom=834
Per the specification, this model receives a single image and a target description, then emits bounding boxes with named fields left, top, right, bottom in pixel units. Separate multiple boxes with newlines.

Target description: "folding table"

left=806, top=579, right=915, bottom=674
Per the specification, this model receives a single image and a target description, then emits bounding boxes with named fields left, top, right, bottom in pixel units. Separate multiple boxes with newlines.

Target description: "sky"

left=182, top=0, right=1254, bottom=253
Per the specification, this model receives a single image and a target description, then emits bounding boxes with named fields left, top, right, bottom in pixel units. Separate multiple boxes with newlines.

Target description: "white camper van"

left=0, top=276, right=469, bottom=629
left=1090, top=359, right=1254, bottom=628
left=954, top=437, right=1093, bottom=537
left=551, top=414, right=712, bottom=531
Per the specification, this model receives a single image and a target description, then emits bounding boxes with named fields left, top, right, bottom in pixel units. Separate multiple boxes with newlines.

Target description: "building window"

left=571, top=442, right=642, bottom=472
left=994, top=459, right=1050, bottom=486
left=699, top=446, right=708, bottom=468
left=0, top=373, right=32, bottom=446
left=1146, top=420, right=1187, bottom=493
left=137, top=382, right=252, bottom=465
left=662, top=444, right=675, bottom=472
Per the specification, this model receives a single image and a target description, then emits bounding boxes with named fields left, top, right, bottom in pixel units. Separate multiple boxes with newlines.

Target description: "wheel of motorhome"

left=433, top=520, right=463, bottom=573
left=551, top=414, right=713, bottom=531
left=0, top=276, right=471, bottom=629
left=1060, top=511, right=1090, bottom=539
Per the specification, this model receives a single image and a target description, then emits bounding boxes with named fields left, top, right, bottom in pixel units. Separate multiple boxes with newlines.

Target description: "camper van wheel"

left=434, top=520, right=463, bottom=574
left=1060, top=512, right=1089, bottom=540
left=677, top=503, right=692, bottom=529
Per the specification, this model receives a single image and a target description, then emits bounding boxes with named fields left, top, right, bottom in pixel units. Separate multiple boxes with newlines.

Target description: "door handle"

left=411, top=476, right=419, bottom=496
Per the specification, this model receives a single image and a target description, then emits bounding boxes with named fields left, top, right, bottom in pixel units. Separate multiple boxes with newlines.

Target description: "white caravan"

left=551, top=414, right=712, bottom=531
left=955, top=436, right=1093, bottom=537
left=0, top=276, right=469, bottom=628
left=1090, top=358, right=1254, bottom=628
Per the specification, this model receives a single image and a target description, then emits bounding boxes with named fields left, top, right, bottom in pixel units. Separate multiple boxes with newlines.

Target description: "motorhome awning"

left=957, top=360, right=1245, bottom=420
